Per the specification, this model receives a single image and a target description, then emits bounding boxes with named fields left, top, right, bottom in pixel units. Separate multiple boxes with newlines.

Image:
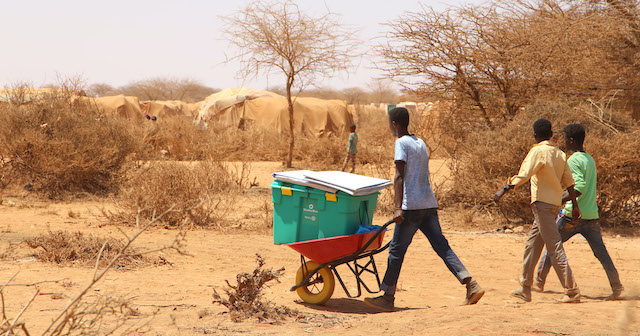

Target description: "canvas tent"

left=141, top=100, right=193, bottom=118
left=196, top=88, right=354, bottom=137
left=189, top=101, right=204, bottom=116
left=90, top=95, right=143, bottom=121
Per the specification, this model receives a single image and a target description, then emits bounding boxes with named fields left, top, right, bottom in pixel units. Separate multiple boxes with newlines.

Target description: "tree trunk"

left=466, top=81, right=494, bottom=130
left=286, top=77, right=295, bottom=168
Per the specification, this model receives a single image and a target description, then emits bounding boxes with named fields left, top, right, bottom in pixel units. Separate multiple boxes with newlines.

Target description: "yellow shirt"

left=508, top=141, right=574, bottom=206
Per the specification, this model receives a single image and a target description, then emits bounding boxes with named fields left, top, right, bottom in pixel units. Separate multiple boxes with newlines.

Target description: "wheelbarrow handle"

left=357, top=219, right=395, bottom=255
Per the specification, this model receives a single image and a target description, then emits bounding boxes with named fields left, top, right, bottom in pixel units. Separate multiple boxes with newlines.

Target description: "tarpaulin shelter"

left=141, top=100, right=193, bottom=118
left=90, top=95, right=143, bottom=121
left=196, top=88, right=354, bottom=137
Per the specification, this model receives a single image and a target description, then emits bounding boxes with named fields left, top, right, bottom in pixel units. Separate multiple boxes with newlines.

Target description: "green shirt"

left=562, top=152, right=599, bottom=219
left=348, top=133, right=358, bottom=154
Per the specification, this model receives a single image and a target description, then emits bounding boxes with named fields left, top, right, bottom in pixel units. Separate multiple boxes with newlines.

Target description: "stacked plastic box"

left=270, top=180, right=379, bottom=245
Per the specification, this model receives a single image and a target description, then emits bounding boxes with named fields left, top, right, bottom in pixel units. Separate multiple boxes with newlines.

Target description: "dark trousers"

left=536, top=215, right=623, bottom=292
left=380, top=209, right=471, bottom=296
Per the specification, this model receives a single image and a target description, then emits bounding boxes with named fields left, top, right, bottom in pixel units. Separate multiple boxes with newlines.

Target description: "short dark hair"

left=350, top=123, right=356, bottom=130
left=533, top=118, right=552, bottom=139
left=563, top=123, right=585, bottom=145
left=388, top=107, right=409, bottom=128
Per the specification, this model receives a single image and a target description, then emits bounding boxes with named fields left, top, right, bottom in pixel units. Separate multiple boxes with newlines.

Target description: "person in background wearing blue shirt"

left=364, top=107, right=484, bottom=311
left=341, top=124, right=358, bottom=173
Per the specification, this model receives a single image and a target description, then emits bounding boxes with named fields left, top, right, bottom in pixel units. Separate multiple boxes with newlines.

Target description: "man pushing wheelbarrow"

left=364, top=107, right=485, bottom=311
left=271, top=107, right=484, bottom=310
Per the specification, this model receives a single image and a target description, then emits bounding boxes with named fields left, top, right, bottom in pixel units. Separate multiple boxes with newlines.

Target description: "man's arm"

left=507, top=148, right=543, bottom=188
left=494, top=148, right=541, bottom=203
left=561, top=190, right=582, bottom=204
left=393, top=160, right=406, bottom=223
left=494, top=184, right=514, bottom=203
left=566, top=185, right=581, bottom=219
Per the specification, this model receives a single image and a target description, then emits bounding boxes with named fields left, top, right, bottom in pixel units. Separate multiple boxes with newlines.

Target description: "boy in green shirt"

left=341, top=124, right=358, bottom=173
left=534, top=124, right=624, bottom=300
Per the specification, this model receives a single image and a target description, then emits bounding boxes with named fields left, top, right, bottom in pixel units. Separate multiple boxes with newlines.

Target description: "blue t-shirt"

left=394, top=135, right=438, bottom=210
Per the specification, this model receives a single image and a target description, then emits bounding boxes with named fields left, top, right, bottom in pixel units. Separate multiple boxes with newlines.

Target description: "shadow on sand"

left=295, top=298, right=423, bottom=314
left=536, top=289, right=638, bottom=301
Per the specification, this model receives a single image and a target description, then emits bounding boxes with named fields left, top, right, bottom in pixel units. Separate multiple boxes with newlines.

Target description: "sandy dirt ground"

left=0, top=161, right=638, bottom=335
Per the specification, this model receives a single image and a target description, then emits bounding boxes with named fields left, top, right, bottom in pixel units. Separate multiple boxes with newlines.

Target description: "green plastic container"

left=270, top=180, right=379, bottom=245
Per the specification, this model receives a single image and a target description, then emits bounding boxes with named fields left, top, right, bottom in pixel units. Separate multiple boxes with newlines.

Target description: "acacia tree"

left=598, top=0, right=640, bottom=119
left=379, top=0, right=625, bottom=129
left=223, top=0, right=359, bottom=167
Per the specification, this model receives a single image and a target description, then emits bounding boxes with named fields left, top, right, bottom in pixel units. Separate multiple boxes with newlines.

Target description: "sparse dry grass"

left=49, top=294, right=145, bottom=335
left=24, top=231, right=148, bottom=267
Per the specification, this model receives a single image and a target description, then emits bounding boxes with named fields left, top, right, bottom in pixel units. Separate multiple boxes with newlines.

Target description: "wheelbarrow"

left=287, top=219, right=394, bottom=304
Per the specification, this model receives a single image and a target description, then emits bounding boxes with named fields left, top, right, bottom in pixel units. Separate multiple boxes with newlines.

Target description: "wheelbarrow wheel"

left=295, top=261, right=335, bottom=304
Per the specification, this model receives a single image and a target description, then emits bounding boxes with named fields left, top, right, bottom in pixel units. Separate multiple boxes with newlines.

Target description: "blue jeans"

left=535, top=215, right=623, bottom=292
left=380, top=209, right=471, bottom=296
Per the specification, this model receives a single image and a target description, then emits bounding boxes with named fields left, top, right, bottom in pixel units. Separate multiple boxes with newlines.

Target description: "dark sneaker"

left=557, top=292, right=581, bottom=303
left=532, top=282, right=544, bottom=293
left=463, top=280, right=485, bottom=305
left=604, top=288, right=623, bottom=301
left=364, top=295, right=394, bottom=311
left=510, top=287, right=532, bottom=302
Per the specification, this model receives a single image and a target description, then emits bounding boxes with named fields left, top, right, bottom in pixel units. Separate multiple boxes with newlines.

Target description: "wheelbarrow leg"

left=355, top=255, right=383, bottom=294
left=331, top=264, right=361, bottom=298
left=331, top=255, right=384, bottom=298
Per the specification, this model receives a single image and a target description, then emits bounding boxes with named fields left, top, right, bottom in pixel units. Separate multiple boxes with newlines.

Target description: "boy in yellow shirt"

left=494, top=119, right=581, bottom=303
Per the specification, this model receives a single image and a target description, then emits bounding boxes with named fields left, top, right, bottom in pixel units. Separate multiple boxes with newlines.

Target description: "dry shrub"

left=206, top=124, right=349, bottom=166
left=0, top=94, right=140, bottom=198
left=117, top=160, right=247, bottom=227
left=260, top=198, right=274, bottom=229
left=296, top=136, right=347, bottom=170
left=352, top=104, right=394, bottom=165
left=138, top=117, right=214, bottom=160
left=24, top=231, right=147, bottom=266
left=443, top=98, right=640, bottom=228
left=208, top=125, right=287, bottom=161
left=212, top=254, right=297, bottom=322
left=146, top=121, right=287, bottom=162
left=49, top=294, right=147, bottom=336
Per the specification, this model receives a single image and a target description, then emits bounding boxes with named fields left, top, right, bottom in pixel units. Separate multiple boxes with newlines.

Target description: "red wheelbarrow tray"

left=285, top=230, right=387, bottom=264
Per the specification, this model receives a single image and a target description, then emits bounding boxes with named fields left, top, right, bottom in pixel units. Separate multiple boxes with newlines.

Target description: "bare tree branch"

left=378, top=0, right=628, bottom=127
left=222, top=0, right=360, bottom=167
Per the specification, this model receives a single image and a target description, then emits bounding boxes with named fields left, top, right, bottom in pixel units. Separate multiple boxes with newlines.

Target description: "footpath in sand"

left=0, top=161, right=638, bottom=335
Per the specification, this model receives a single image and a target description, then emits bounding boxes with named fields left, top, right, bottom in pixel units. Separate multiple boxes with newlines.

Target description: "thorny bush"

left=0, top=95, right=140, bottom=198
left=116, top=160, right=249, bottom=227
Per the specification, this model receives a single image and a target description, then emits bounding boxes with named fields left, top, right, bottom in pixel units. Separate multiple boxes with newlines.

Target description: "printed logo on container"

left=302, top=202, right=318, bottom=224
left=303, top=203, right=318, bottom=214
